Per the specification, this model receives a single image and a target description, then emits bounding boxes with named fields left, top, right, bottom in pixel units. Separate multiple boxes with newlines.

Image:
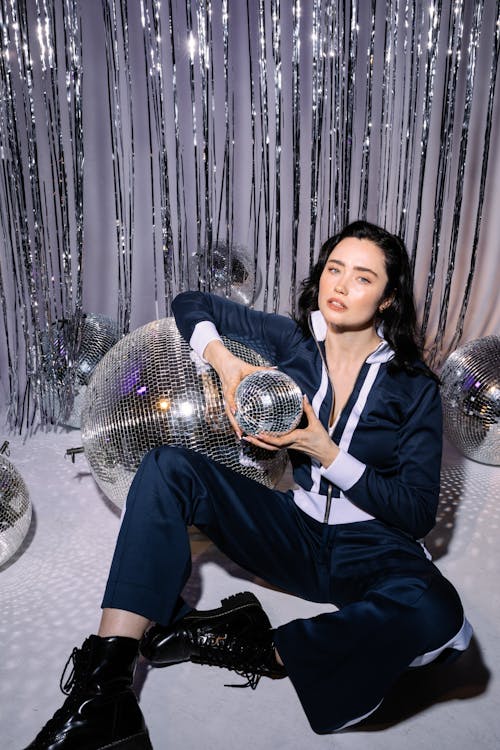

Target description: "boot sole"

left=100, top=731, right=153, bottom=749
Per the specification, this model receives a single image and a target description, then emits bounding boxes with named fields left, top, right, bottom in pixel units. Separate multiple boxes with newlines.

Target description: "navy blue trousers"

left=102, top=445, right=466, bottom=733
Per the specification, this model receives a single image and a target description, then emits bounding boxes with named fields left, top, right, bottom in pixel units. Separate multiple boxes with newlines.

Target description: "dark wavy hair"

left=296, top=220, right=432, bottom=376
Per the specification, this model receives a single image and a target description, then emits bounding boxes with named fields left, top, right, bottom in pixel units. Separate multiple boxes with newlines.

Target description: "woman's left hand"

left=242, top=394, right=339, bottom=468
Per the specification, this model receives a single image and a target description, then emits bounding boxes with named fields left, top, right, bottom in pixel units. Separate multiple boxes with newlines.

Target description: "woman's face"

left=318, top=237, right=390, bottom=333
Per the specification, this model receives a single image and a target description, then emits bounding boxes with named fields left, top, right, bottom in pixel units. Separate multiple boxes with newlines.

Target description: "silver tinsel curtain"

left=0, top=0, right=499, bottom=428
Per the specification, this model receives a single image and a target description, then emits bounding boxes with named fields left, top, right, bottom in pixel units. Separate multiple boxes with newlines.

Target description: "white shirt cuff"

left=190, top=320, right=223, bottom=362
left=321, top=450, right=366, bottom=491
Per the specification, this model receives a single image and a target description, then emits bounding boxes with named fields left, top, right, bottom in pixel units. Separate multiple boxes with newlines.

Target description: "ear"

left=378, top=293, right=395, bottom=313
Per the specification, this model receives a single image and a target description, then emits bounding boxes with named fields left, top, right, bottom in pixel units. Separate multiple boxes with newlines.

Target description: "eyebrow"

left=327, top=258, right=379, bottom=277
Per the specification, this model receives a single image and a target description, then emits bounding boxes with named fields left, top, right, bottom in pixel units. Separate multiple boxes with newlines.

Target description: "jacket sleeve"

left=321, top=376, right=442, bottom=538
left=171, top=290, right=301, bottom=365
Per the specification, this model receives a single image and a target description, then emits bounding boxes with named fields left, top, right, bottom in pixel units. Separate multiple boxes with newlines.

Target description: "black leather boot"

left=24, top=635, right=152, bottom=750
left=140, top=591, right=286, bottom=689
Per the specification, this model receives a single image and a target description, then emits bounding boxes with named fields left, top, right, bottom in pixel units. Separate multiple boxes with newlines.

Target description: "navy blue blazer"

left=172, top=291, right=442, bottom=541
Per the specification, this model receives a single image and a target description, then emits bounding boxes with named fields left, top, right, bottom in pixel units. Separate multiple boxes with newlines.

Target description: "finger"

left=302, top=393, right=312, bottom=409
left=242, top=434, right=280, bottom=451
left=223, top=401, right=243, bottom=439
left=224, top=385, right=237, bottom=413
left=254, top=430, right=297, bottom=448
left=301, top=394, right=317, bottom=418
left=256, top=431, right=284, bottom=446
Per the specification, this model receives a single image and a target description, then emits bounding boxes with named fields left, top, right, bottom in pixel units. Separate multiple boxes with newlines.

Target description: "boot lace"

left=29, top=642, right=92, bottom=746
left=194, top=631, right=277, bottom=690
left=60, top=641, right=92, bottom=696
left=59, top=647, right=79, bottom=695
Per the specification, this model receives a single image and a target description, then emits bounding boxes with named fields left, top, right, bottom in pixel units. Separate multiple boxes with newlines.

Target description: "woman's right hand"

left=203, top=339, right=274, bottom=438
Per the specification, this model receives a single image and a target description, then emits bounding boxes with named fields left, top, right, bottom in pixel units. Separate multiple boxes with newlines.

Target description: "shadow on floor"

left=425, top=462, right=467, bottom=561
left=133, top=536, right=490, bottom=734
left=351, top=635, right=490, bottom=731
left=0, top=505, right=38, bottom=572
left=134, top=632, right=490, bottom=734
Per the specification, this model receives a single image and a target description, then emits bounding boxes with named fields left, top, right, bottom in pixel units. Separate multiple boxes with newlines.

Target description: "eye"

left=329, top=266, right=339, bottom=274
left=358, top=276, right=370, bottom=284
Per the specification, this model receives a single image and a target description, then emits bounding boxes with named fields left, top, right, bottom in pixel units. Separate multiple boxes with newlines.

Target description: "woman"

left=26, top=221, right=472, bottom=748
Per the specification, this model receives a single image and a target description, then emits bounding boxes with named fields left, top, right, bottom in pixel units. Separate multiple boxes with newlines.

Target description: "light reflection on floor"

left=1, top=426, right=498, bottom=750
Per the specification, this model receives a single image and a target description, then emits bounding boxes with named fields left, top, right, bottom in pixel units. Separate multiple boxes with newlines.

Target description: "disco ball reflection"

left=81, top=318, right=287, bottom=508
left=191, top=243, right=262, bottom=305
left=440, top=335, right=500, bottom=465
left=43, top=313, right=120, bottom=428
left=0, top=455, right=31, bottom=566
left=235, top=370, right=303, bottom=436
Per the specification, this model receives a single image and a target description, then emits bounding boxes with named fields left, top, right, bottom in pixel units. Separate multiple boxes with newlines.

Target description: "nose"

left=334, top=282, right=347, bottom=295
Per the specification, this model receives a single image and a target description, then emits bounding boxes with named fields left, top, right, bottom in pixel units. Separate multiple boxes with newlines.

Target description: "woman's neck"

left=324, top=326, right=382, bottom=366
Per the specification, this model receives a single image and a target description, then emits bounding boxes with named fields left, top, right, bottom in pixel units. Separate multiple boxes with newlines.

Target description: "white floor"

left=1, top=418, right=499, bottom=750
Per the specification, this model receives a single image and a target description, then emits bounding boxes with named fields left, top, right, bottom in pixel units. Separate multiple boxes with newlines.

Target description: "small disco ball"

left=235, top=370, right=303, bottom=436
left=72, top=313, right=121, bottom=386
left=0, top=455, right=32, bottom=566
left=191, top=243, right=262, bottom=305
left=81, top=318, right=287, bottom=508
left=42, top=313, right=120, bottom=428
left=440, top=335, right=500, bottom=465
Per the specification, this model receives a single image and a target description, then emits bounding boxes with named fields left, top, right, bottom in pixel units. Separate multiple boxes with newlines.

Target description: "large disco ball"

left=235, top=371, right=303, bottom=436
left=81, top=318, right=288, bottom=508
left=191, top=243, right=262, bottom=305
left=0, top=454, right=32, bottom=566
left=42, top=313, right=120, bottom=428
left=440, top=335, right=500, bottom=465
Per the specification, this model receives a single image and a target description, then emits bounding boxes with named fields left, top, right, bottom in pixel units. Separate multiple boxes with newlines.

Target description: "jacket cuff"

left=190, top=321, right=223, bottom=362
left=321, top=450, right=366, bottom=491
